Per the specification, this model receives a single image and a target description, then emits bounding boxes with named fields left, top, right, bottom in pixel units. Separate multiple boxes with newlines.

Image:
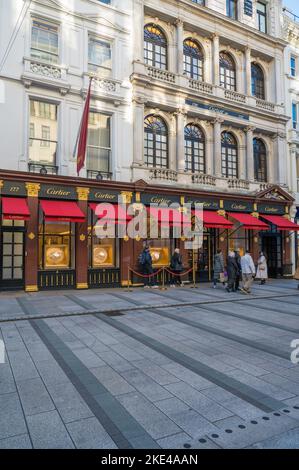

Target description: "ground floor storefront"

left=0, top=171, right=297, bottom=292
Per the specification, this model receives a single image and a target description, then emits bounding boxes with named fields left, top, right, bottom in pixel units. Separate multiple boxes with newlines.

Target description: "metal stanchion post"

left=126, top=266, right=133, bottom=292
left=160, top=267, right=167, bottom=290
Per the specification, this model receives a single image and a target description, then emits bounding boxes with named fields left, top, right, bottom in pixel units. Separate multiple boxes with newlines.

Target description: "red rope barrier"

left=164, top=267, right=193, bottom=276
left=128, top=267, right=164, bottom=278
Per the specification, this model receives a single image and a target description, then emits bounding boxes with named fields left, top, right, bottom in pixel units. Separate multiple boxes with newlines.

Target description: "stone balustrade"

left=191, top=173, right=217, bottom=186
left=224, top=89, right=247, bottom=103
left=255, top=98, right=275, bottom=112
left=227, top=178, right=250, bottom=190
left=149, top=168, right=178, bottom=182
left=147, top=66, right=176, bottom=84
left=188, top=79, right=213, bottom=95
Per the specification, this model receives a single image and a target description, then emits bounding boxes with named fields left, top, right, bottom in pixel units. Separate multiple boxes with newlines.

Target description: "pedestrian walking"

left=294, top=266, right=299, bottom=290
left=256, top=251, right=268, bottom=285
left=234, top=248, right=242, bottom=291
left=170, top=248, right=183, bottom=287
left=226, top=251, right=239, bottom=292
left=240, top=249, right=256, bottom=294
left=212, top=249, right=225, bottom=288
left=139, top=245, right=158, bottom=288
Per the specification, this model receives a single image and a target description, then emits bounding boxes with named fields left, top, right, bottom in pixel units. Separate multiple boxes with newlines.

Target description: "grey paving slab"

left=117, top=392, right=181, bottom=440
left=0, top=393, right=27, bottom=440
left=66, top=417, right=117, bottom=449
left=90, top=365, right=135, bottom=396
left=0, top=364, right=16, bottom=395
left=0, top=433, right=32, bottom=449
left=156, top=432, right=195, bottom=449
left=131, top=359, right=180, bottom=386
left=26, top=410, right=75, bottom=449
left=249, top=427, right=299, bottom=449
left=120, top=369, right=173, bottom=402
left=17, top=378, right=55, bottom=416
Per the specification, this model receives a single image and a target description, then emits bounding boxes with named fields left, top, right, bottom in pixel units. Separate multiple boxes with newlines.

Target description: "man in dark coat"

left=140, top=245, right=156, bottom=288
left=170, top=248, right=183, bottom=286
left=234, top=249, right=242, bottom=291
left=226, top=251, right=239, bottom=293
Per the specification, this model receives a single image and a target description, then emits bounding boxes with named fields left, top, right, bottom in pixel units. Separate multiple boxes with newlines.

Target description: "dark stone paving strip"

left=64, top=294, right=93, bottom=310
left=108, top=292, right=291, bottom=361
left=29, top=319, right=159, bottom=449
left=94, top=314, right=286, bottom=413
left=16, top=297, right=39, bottom=316
left=191, top=303, right=299, bottom=334
left=236, top=299, right=299, bottom=317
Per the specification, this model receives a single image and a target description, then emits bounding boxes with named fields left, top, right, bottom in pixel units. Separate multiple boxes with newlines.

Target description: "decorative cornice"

left=76, top=187, right=90, bottom=201
left=25, top=182, right=40, bottom=197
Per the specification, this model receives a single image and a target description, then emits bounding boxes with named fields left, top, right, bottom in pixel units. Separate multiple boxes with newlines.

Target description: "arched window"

left=144, top=115, right=168, bottom=168
left=253, top=138, right=267, bottom=182
left=251, top=63, right=265, bottom=100
left=183, top=39, right=204, bottom=81
left=221, top=132, right=238, bottom=178
left=219, top=52, right=236, bottom=91
left=184, top=124, right=205, bottom=173
left=144, top=24, right=167, bottom=70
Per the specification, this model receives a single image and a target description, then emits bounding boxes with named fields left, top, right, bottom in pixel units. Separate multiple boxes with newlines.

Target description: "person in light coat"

left=240, top=250, right=256, bottom=294
left=212, top=249, right=225, bottom=288
left=256, top=251, right=268, bottom=285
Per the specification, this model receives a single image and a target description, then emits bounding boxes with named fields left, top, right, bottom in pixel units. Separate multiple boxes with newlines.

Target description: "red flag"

left=75, top=78, right=93, bottom=176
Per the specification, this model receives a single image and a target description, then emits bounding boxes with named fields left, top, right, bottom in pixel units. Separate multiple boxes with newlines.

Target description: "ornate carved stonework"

left=25, top=183, right=40, bottom=198
left=76, top=187, right=90, bottom=201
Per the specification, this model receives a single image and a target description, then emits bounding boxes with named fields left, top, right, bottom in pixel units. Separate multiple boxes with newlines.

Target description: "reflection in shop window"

left=29, top=100, right=58, bottom=165
left=38, top=221, right=75, bottom=269
left=228, top=226, right=252, bottom=256
left=88, top=210, right=118, bottom=267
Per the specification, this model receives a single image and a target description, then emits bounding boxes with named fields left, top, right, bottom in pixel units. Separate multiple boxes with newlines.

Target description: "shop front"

left=0, top=172, right=297, bottom=291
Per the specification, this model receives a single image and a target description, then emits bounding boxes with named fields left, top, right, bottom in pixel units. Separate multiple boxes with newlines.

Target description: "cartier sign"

left=224, top=200, right=254, bottom=213
left=185, top=197, right=219, bottom=210
left=40, top=184, right=77, bottom=200
left=258, top=204, right=285, bottom=215
left=89, top=189, right=119, bottom=203
left=140, top=193, right=180, bottom=206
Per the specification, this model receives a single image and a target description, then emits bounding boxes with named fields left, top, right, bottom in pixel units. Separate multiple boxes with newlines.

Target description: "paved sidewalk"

left=0, top=279, right=299, bottom=449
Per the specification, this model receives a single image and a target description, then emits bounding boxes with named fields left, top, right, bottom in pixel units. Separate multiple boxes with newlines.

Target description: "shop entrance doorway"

left=188, top=228, right=217, bottom=282
left=0, top=221, right=25, bottom=290
left=260, top=233, right=282, bottom=278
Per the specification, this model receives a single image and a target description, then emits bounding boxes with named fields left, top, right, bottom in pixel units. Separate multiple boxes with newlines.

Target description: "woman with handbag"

left=256, top=251, right=268, bottom=285
left=212, top=249, right=225, bottom=288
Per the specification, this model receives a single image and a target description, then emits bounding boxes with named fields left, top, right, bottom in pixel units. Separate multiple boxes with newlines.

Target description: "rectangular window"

left=87, top=112, right=111, bottom=174
left=257, top=2, right=267, bottom=33
left=227, top=0, right=238, bottom=19
left=88, top=37, right=112, bottom=77
left=292, top=103, right=297, bottom=129
left=29, top=100, right=58, bottom=164
left=38, top=221, right=75, bottom=270
left=31, top=18, right=59, bottom=63
left=291, top=56, right=296, bottom=77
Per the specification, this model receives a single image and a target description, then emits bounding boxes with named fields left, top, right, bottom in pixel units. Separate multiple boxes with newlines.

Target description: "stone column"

left=205, top=122, right=213, bottom=175
left=134, top=0, right=145, bottom=62
left=133, top=97, right=145, bottom=166
left=245, top=47, right=251, bottom=96
left=274, top=54, right=283, bottom=104
left=245, top=126, right=255, bottom=181
left=76, top=187, right=89, bottom=290
left=24, top=183, right=40, bottom=292
left=213, top=117, right=223, bottom=177
left=212, top=34, right=220, bottom=86
left=274, top=132, right=287, bottom=186
left=175, top=19, right=184, bottom=76
left=176, top=109, right=186, bottom=172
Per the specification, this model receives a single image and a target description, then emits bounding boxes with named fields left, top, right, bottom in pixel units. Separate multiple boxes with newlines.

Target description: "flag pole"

left=74, top=76, right=93, bottom=176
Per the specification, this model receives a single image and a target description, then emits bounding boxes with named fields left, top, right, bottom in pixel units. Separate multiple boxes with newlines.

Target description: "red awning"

left=1, top=197, right=30, bottom=220
left=228, top=212, right=269, bottom=230
left=89, top=203, right=132, bottom=225
left=147, top=206, right=191, bottom=227
left=40, top=200, right=85, bottom=223
left=193, top=210, right=233, bottom=229
left=261, top=215, right=299, bottom=231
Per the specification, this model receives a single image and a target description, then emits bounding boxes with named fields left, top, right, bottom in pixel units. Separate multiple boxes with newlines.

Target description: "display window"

left=38, top=221, right=75, bottom=269
left=88, top=209, right=118, bottom=268
left=228, top=226, right=252, bottom=255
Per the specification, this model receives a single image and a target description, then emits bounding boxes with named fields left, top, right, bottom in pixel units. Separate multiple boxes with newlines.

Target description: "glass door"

left=1, top=225, right=25, bottom=289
